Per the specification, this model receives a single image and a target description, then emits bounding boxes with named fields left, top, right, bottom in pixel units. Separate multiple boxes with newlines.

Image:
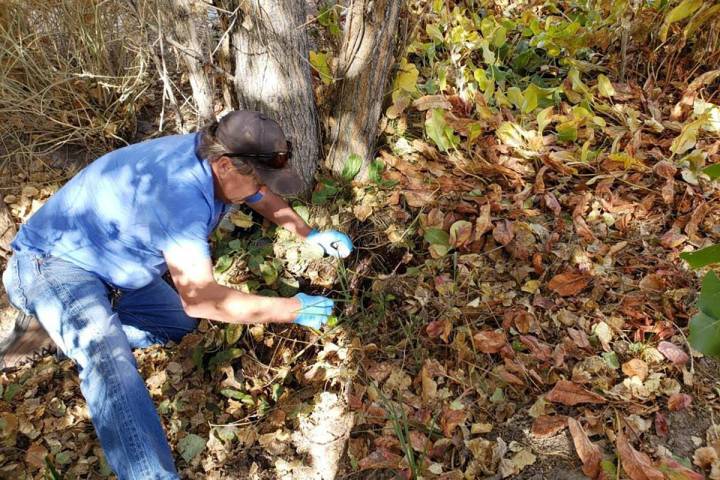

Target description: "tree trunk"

left=326, top=0, right=403, bottom=181
left=166, top=0, right=216, bottom=126
left=231, top=0, right=320, bottom=194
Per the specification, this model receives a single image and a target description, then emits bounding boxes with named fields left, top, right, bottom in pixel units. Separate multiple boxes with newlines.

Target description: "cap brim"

left=252, top=163, right=304, bottom=196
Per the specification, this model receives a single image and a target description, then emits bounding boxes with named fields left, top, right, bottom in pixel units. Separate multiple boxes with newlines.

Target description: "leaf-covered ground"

left=3, top=0, right=720, bottom=478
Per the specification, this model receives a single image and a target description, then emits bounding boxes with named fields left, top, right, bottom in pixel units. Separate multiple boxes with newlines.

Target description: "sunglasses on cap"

left=224, top=141, right=292, bottom=169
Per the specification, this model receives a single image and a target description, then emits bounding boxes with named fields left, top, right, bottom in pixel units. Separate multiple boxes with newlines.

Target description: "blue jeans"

left=2, top=252, right=197, bottom=479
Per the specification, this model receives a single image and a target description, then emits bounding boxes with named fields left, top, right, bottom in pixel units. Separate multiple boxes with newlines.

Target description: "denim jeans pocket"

left=2, top=254, right=29, bottom=314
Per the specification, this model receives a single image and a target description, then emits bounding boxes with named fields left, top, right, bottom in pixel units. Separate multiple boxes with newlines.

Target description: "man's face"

left=210, top=156, right=261, bottom=204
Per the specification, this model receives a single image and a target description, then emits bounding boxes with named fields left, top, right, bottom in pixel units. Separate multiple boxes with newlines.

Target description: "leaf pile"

left=3, top=0, right=720, bottom=478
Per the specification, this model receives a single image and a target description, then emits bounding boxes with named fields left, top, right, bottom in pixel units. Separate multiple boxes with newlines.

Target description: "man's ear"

left=215, top=156, right=233, bottom=176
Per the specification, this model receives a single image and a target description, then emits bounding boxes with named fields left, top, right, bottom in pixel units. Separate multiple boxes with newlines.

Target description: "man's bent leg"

left=5, top=253, right=179, bottom=479
left=115, top=277, right=198, bottom=349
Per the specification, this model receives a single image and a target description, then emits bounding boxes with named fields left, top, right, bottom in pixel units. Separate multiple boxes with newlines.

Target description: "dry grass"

left=0, top=0, right=157, bottom=175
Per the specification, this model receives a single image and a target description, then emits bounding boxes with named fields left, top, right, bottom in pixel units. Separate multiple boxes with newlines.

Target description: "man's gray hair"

left=196, top=121, right=254, bottom=176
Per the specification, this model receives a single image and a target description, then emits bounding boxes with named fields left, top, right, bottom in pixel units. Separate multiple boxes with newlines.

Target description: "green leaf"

left=341, top=153, right=363, bottom=181
left=660, top=0, right=704, bottom=41
left=260, top=261, right=278, bottom=286
left=292, top=203, right=310, bottom=223
left=600, top=459, right=617, bottom=478
left=681, top=245, right=720, bottom=269
left=428, top=244, right=449, bottom=258
left=425, top=109, right=459, bottom=152
left=317, top=4, right=341, bottom=36
left=492, top=25, right=507, bottom=48
left=703, top=163, right=720, bottom=180
left=490, top=387, right=505, bottom=403
left=220, top=388, right=255, bottom=405
left=699, top=271, right=720, bottom=319
left=689, top=272, right=720, bottom=357
left=3, top=384, right=20, bottom=402
left=568, top=68, right=589, bottom=95
left=278, top=276, right=300, bottom=297
left=426, top=24, right=444, bottom=43
left=214, top=255, right=233, bottom=274
left=597, top=74, right=616, bottom=98
left=369, top=159, right=384, bottom=183
left=55, top=451, right=71, bottom=465
left=312, top=179, right=339, bottom=205
left=537, top=106, right=554, bottom=135
left=191, top=345, right=205, bottom=370
left=556, top=122, right=578, bottom=142
left=178, top=434, right=206, bottom=463
left=309, top=51, right=333, bottom=85
left=271, top=383, right=284, bottom=402
left=225, top=324, right=243, bottom=346
left=602, top=351, right=620, bottom=369
left=208, top=348, right=244, bottom=369
left=424, top=228, right=450, bottom=246
left=521, top=84, right=540, bottom=113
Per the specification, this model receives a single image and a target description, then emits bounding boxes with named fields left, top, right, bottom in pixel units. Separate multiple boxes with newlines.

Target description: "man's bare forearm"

left=183, top=282, right=301, bottom=324
left=247, top=187, right=312, bottom=238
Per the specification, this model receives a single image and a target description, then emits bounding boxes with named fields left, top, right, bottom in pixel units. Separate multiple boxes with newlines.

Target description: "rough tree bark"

left=231, top=0, right=320, bottom=194
left=166, top=0, right=216, bottom=125
left=325, top=0, right=403, bottom=181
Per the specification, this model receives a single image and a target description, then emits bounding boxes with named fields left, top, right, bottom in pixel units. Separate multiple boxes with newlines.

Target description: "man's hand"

left=306, top=230, right=353, bottom=258
left=293, top=293, right=334, bottom=329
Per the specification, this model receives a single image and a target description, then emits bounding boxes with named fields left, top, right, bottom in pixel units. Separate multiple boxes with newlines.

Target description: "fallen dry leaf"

left=548, top=272, right=592, bottom=297
left=693, top=446, right=718, bottom=468
left=622, top=358, right=649, bottom=381
left=660, top=229, right=688, bottom=249
left=472, top=330, right=507, bottom=354
left=475, top=203, right=492, bottom=241
left=658, top=341, right=689, bottom=366
left=531, top=415, right=568, bottom=438
left=657, top=457, right=704, bottom=480
left=441, top=406, right=467, bottom=438
left=25, top=442, right=48, bottom=470
left=568, top=417, right=603, bottom=479
left=668, top=393, right=693, bottom=411
left=492, top=220, right=515, bottom=245
left=409, top=431, right=431, bottom=452
left=546, top=380, right=606, bottom=406
left=655, top=412, right=669, bottom=438
left=358, top=448, right=403, bottom=470
left=412, top=95, right=452, bottom=111
left=617, top=429, right=664, bottom=480
left=426, top=318, right=452, bottom=342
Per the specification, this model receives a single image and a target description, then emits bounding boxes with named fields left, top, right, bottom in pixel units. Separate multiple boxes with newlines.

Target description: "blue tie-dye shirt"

left=12, top=133, right=227, bottom=289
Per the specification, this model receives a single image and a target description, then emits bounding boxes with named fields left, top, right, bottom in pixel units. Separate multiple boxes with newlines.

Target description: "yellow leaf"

left=537, top=106, right=554, bottom=135
left=597, top=74, right=616, bottom=98
left=394, top=59, right=419, bottom=93
left=229, top=210, right=254, bottom=229
left=671, top=114, right=708, bottom=155
left=309, top=51, right=333, bottom=85
left=684, top=4, right=720, bottom=38
left=659, top=0, right=704, bottom=41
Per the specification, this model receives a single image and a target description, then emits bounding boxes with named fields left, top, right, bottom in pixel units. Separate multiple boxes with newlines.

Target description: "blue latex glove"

left=306, top=229, right=353, bottom=258
left=293, top=293, right=334, bottom=329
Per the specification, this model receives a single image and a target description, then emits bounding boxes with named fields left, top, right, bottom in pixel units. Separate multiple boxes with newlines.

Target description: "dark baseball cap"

left=215, top=110, right=302, bottom=196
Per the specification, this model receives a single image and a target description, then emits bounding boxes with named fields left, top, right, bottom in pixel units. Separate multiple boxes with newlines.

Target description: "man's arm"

left=164, top=246, right=301, bottom=324
left=245, top=186, right=312, bottom=238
